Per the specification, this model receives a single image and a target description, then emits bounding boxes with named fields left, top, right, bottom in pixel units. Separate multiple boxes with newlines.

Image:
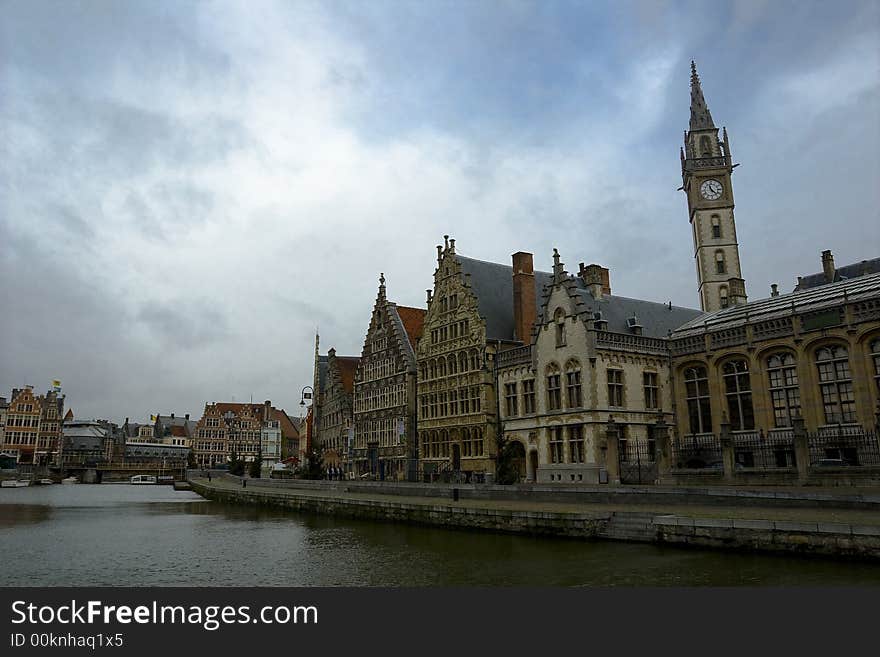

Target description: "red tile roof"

left=396, top=305, right=426, bottom=348
left=335, top=357, right=361, bottom=394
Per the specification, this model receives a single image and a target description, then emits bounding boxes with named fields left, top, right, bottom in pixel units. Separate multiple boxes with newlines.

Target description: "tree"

left=186, top=449, right=197, bottom=470
left=229, top=449, right=245, bottom=477
left=249, top=448, right=263, bottom=478
left=299, top=449, right=323, bottom=480
left=494, top=435, right=521, bottom=485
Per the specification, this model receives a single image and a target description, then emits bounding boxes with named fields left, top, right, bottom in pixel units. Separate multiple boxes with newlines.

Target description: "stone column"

left=792, top=416, right=810, bottom=484
left=605, top=417, right=620, bottom=485
left=719, top=417, right=736, bottom=483
left=653, top=416, right=671, bottom=482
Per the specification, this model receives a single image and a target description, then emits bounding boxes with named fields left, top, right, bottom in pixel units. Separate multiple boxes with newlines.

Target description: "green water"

left=1, top=484, right=879, bottom=586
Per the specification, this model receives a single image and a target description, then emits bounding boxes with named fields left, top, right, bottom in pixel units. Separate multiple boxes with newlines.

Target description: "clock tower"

left=681, top=61, right=746, bottom=313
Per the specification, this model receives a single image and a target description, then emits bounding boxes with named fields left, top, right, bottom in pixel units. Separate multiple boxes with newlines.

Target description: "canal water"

left=1, top=484, right=879, bottom=586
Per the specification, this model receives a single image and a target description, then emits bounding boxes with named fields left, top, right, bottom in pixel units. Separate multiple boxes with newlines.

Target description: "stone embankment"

left=188, top=475, right=880, bottom=560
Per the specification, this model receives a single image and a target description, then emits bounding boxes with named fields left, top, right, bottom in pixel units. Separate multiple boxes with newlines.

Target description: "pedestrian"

left=208, top=471, right=212, bottom=482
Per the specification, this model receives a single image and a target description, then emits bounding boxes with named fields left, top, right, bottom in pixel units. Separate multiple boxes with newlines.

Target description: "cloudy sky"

left=2, top=0, right=878, bottom=424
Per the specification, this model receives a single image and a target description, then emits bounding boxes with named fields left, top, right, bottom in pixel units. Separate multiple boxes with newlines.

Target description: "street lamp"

left=300, top=386, right=314, bottom=407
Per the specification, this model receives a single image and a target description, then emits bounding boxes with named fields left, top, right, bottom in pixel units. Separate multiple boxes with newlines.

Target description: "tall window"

left=569, top=425, right=584, bottom=464
left=684, top=366, right=712, bottom=434
left=711, top=215, right=721, bottom=239
left=554, top=308, right=566, bottom=347
left=505, top=383, right=518, bottom=417
left=767, top=353, right=801, bottom=427
left=870, top=338, right=880, bottom=393
left=715, top=250, right=726, bottom=274
left=816, top=346, right=856, bottom=424
left=720, top=286, right=729, bottom=309
left=522, top=379, right=536, bottom=414
left=549, top=426, right=564, bottom=464
left=565, top=361, right=582, bottom=408
left=607, top=369, right=623, bottom=407
left=547, top=366, right=562, bottom=411
left=643, top=372, right=659, bottom=410
left=723, top=360, right=754, bottom=430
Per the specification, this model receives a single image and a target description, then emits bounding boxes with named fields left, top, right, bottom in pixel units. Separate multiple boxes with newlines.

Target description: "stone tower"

left=681, top=61, right=746, bottom=312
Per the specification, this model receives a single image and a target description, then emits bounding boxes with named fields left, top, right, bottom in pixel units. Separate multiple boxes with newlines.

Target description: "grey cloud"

left=136, top=300, right=230, bottom=350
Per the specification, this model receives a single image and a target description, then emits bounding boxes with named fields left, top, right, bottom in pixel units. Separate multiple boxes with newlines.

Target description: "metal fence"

left=733, top=430, right=795, bottom=470
left=672, top=433, right=722, bottom=470
left=808, top=427, right=880, bottom=466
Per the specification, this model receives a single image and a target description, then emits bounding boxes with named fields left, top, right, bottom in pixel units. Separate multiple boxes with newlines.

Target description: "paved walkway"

left=190, top=477, right=880, bottom=526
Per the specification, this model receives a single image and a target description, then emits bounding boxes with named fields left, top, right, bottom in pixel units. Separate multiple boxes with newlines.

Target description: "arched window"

left=870, top=338, right=880, bottom=393
left=428, top=359, right=436, bottom=379
left=447, top=354, right=457, bottom=375
left=723, top=359, right=754, bottom=431
left=719, top=286, right=729, bottom=309
left=684, top=366, right=712, bottom=434
left=715, top=250, right=726, bottom=274
left=816, top=346, right=855, bottom=424
left=470, top=349, right=481, bottom=371
left=565, top=359, right=582, bottom=408
left=549, top=426, right=564, bottom=464
left=767, top=353, right=801, bottom=427
left=711, top=214, right=721, bottom=239
left=554, top=308, right=566, bottom=347
left=546, top=363, right=562, bottom=411
left=459, top=351, right=468, bottom=373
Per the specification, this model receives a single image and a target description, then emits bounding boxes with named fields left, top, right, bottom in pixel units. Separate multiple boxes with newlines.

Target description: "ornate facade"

left=317, top=348, right=360, bottom=471
left=352, top=274, right=425, bottom=480
left=499, top=250, right=701, bottom=483
left=1, top=386, right=64, bottom=465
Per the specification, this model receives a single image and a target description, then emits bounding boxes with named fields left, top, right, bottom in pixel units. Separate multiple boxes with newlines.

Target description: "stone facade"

left=669, top=272, right=880, bottom=442
left=352, top=274, right=425, bottom=481
left=681, top=61, right=746, bottom=313
left=316, top=348, right=360, bottom=471
left=0, top=386, right=64, bottom=465
left=499, top=249, right=702, bottom=484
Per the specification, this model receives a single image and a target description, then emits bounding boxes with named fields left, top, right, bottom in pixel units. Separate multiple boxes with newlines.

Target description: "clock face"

left=700, top=179, right=723, bottom=201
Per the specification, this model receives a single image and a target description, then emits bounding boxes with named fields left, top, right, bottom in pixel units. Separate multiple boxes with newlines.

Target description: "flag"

left=52, top=380, right=61, bottom=388
left=151, top=415, right=157, bottom=422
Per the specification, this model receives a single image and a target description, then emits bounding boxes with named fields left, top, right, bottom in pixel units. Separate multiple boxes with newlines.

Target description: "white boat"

left=61, top=477, right=78, bottom=485
left=130, top=474, right=157, bottom=485
left=38, top=478, right=54, bottom=485
left=1, top=480, right=31, bottom=488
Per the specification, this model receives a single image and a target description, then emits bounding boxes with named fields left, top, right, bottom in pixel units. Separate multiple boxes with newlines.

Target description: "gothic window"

left=700, top=135, right=712, bottom=157
left=554, top=308, right=566, bottom=347
left=547, top=364, right=562, bottom=411
left=816, top=346, right=856, bottom=424
left=723, top=359, right=755, bottom=431
left=607, top=369, right=624, bottom=407
left=684, top=366, right=712, bottom=434
left=459, top=351, right=468, bottom=372
left=715, top=250, right=726, bottom=274
left=870, top=338, right=880, bottom=393
left=569, top=425, right=584, bottom=463
left=643, top=372, right=659, bottom=410
left=522, top=379, right=536, bottom=414
left=711, top=215, right=721, bottom=239
left=720, top=286, right=729, bottom=308
left=447, top=354, right=457, bottom=375
left=438, top=358, right=447, bottom=378
left=565, top=360, right=582, bottom=408
left=767, top=353, right=801, bottom=427
left=505, top=383, right=518, bottom=417
left=549, top=426, right=564, bottom=464
left=470, top=349, right=481, bottom=371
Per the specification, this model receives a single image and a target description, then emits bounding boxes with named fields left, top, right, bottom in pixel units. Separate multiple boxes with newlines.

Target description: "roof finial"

left=379, top=272, right=385, bottom=286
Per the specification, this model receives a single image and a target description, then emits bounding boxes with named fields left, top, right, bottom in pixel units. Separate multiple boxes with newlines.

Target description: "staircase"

left=600, top=512, right=660, bottom=542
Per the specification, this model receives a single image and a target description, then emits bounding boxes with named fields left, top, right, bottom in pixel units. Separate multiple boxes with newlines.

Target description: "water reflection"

left=1, top=484, right=879, bottom=586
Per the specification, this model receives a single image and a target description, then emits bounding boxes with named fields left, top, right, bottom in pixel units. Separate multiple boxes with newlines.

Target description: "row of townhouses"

left=307, top=63, right=880, bottom=484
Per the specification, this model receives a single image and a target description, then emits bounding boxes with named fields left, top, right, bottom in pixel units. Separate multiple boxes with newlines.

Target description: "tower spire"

left=689, top=60, right=715, bottom=131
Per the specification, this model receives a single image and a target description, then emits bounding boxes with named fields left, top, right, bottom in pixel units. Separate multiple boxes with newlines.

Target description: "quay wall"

left=189, top=478, right=880, bottom=560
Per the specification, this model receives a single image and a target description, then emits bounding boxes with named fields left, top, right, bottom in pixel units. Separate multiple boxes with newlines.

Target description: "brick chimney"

left=579, top=263, right=611, bottom=299
left=264, top=400, right=271, bottom=422
left=511, top=252, right=537, bottom=343
left=822, top=250, right=835, bottom=283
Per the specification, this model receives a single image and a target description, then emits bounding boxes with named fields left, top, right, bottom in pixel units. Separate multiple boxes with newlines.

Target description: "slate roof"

left=794, top=257, right=880, bottom=292
left=317, top=355, right=329, bottom=393
left=457, top=255, right=553, bottom=341
left=673, top=271, right=880, bottom=338
left=572, top=288, right=703, bottom=338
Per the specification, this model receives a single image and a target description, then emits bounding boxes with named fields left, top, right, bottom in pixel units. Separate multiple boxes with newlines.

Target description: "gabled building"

left=1, top=386, right=64, bottom=465
left=499, top=249, right=702, bottom=483
left=416, top=237, right=553, bottom=479
left=352, top=273, right=426, bottom=480
left=316, top=348, right=360, bottom=472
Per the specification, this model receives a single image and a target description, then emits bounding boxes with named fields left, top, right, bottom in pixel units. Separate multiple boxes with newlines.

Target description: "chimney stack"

left=264, top=400, right=271, bottom=422
left=579, top=263, right=611, bottom=299
left=771, top=284, right=779, bottom=297
left=822, top=250, right=835, bottom=283
left=170, top=413, right=174, bottom=419
left=185, top=413, right=190, bottom=420
left=511, top=252, right=537, bottom=344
